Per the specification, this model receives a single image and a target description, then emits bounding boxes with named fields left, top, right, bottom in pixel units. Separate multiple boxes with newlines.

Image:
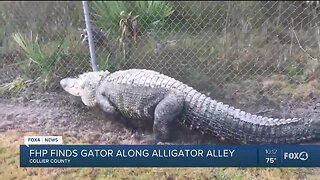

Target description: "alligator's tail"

left=180, top=90, right=320, bottom=144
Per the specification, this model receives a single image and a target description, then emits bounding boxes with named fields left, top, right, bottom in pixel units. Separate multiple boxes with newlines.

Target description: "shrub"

left=90, top=1, right=174, bottom=36
left=12, top=32, right=62, bottom=78
left=12, top=30, right=91, bottom=90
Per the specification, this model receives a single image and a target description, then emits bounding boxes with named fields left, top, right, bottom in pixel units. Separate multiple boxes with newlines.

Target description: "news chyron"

left=20, top=136, right=320, bottom=168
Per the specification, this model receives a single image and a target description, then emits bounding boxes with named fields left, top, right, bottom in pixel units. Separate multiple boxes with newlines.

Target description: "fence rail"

left=0, top=1, right=319, bottom=107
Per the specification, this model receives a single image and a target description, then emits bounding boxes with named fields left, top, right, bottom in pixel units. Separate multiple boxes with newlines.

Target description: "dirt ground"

left=1, top=90, right=320, bottom=179
left=0, top=92, right=230, bottom=145
left=2, top=89, right=319, bottom=146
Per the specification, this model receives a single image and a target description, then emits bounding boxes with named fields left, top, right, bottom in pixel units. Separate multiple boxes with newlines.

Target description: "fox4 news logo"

left=283, top=152, right=309, bottom=161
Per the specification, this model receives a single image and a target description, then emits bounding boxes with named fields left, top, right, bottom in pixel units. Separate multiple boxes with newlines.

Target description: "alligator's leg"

left=96, top=91, right=118, bottom=116
left=97, top=91, right=141, bottom=134
left=149, top=91, right=185, bottom=144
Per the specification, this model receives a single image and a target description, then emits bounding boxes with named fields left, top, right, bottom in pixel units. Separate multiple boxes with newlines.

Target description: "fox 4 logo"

left=283, top=152, right=308, bottom=161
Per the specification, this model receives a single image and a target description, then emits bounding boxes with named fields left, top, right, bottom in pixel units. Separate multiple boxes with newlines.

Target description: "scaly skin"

left=61, top=69, right=320, bottom=144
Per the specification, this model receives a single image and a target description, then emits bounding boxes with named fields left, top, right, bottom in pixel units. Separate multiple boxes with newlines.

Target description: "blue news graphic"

left=20, top=145, right=320, bottom=167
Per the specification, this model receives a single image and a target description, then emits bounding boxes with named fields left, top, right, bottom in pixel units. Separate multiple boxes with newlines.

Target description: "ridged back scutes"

left=106, top=69, right=305, bottom=128
left=106, top=69, right=186, bottom=90
left=102, top=69, right=318, bottom=144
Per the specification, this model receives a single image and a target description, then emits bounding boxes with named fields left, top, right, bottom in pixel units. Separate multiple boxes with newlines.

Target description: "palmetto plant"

left=90, top=1, right=174, bottom=70
left=90, top=1, right=174, bottom=35
left=90, top=1, right=126, bottom=32
left=134, top=1, right=174, bottom=31
left=12, top=32, right=62, bottom=80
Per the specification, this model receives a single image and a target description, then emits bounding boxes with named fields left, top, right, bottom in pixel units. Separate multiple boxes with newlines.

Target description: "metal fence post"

left=82, top=1, right=97, bottom=72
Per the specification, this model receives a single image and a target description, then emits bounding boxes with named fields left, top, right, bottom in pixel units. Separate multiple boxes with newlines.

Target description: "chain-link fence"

left=1, top=1, right=320, bottom=107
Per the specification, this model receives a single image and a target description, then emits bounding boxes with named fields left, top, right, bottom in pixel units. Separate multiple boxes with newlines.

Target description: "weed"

left=0, top=77, right=30, bottom=97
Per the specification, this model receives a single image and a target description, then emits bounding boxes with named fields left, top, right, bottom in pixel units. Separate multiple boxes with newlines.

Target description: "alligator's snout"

left=60, top=78, right=83, bottom=97
left=60, top=78, right=69, bottom=89
left=60, top=78, right=77, bottom=91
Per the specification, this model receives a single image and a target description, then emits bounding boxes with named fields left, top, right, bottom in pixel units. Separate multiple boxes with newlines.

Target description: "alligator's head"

left=60, top=71, right=110, bottom=107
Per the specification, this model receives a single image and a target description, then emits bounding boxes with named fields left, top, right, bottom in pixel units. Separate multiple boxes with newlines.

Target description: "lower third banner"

left=20, top=145, right=319, bottom=167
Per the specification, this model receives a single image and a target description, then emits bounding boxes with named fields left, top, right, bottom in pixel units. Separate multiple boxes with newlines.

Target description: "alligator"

left=60, top=69, right=320, bottom=144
